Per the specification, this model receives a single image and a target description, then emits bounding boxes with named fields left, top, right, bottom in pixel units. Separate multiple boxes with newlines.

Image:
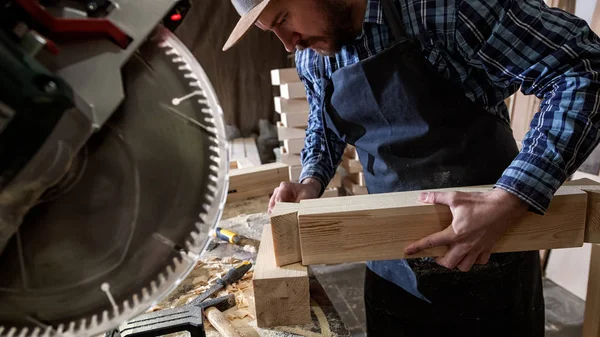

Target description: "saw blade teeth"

left=141, top=286, right=150, bottom=301
left=77, top=319, right=87, bottom=335
left=6, top=327, right=16, bottom=337
left=101, top=310, right=110, bottom=327
left=150, top=280, right=158, bottom=295
left=209, top=164, right=219, bottom=174
left=123, top=299, right=131, bottom=313
left=16, top=327, right=27, bottom=337
left=0, top=326, right=5, bottom=336
left=158, top=273, right=167, bottom=286
left=56, top=324, right=65, bottom=334
left=165, top=48, right=178, bottom=55
left=66, top=322, right=75, bottom=335
left=42, top=327, right=52, bottom=337
left=132, top=293, right=140, bottom=307
left=30, top=327, right=40, bottom=337
left=90, top=314, right=99, bottom=330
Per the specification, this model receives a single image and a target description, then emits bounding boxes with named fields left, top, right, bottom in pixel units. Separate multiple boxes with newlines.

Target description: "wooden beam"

left=342, top=177, right=368, bottom=196
left=583, top=244, right=600, bottom=337
left=279, top=146, right=301, bottom=166
left=253, top=223, right=311, bottom=328
left=288, top=165, right=302, bottom=182
left=341, top=156, right=363, bottom=174
left=283, top=138, right=304, bottom=155
left=270, top=203, right=302, bottom=266
left=280, top=82, right=306, bottom=99
left=277, top=122, right=305, bottom=141
left=274, top=97, right=309, bottom=114
left=322, top=187, right=339, bottom=198
left=243, top=137, right=261, bottom=166
left=348, top=172, right=366, bottom=186
left=326, top=173, right=342, bottom=189
left=281, top=112, right=308, bottom=128
left=227, top=163, right=288, bottom=203
left=270, top=68, right=300, bottom=85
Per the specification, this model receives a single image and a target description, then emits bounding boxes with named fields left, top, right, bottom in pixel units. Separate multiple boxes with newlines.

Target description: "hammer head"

left=196, top=294, right=236, bottom=312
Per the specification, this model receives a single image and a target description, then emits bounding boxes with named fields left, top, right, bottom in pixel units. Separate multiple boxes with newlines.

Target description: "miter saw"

left=0, top=1, right=229, bottom=337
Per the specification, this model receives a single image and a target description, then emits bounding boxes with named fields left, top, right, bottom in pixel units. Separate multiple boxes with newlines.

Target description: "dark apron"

left=317, top=0, right=544, bottom=335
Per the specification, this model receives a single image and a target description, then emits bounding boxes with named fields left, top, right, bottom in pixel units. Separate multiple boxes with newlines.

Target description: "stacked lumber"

left=341, top=144, right=368, bottom=195
left=228, top=137, right=261, bottom=167
left=271, top=68, right=342, bottom=198
left=227, top=163, right=288, bottom=203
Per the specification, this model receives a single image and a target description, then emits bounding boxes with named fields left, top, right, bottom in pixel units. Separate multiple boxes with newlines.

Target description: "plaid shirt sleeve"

left=295, top=55, right=346, bottom=195
left=455, top=0, right=600, bottom=214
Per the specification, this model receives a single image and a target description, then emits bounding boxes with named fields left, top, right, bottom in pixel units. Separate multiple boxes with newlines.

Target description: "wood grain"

left=271, top=68, right=300, bottom=85
left=274, top=97, right=309, bottom=114
left=227, top=163, right=288, bottom=203
left=583, top=244, right=600, bottom=337
left=270, top=203, right=302, bottom=267
left=253, top=223, right=310, bottom=327
left=297, top=185, right=589, bottom=265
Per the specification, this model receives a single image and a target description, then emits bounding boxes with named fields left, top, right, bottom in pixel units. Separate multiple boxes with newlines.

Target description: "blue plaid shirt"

left=296, top=0, right=600, bottom=214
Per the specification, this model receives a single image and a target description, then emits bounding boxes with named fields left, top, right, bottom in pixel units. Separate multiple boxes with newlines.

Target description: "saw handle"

left=205, top=307, right=245, bottom=337
left=217, top=261, right=252, bottom=287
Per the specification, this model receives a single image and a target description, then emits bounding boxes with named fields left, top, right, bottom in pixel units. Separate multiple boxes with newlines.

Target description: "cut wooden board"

left=230, top=138, right=246, bottom=161
left=348, top=172, right=365, bottom=187
left=327, top=174, right=342, bottom=189
left=289, top=165, right=302, bottom=182
left=344, top=145, right=359, bottom=160
left=253, top=223, right=310, bottom=327
left=322, top=188, right=339, bottom=198
left=341, top=156, right=363, bottom=174
left=293, top=183, right=600, bottom=265
left=280, top=82, right=306, bottom=99
left=284, top=138, right=304, bottom=155
left=270, top=203, right=302, bottom=266
left=583, top=244, right=600, bottom=337
left=342, top=177, right=368, bottom=195
left=277, top=122, right=305, bottom=141
left=281, top=112, right=308, bottom=128
left=274, top=97, right=309, bottom=114
left=227, top=163, right=288, bottom=203
left=270, top=68, right=300, bottom=85
left=243, top=137, right=261, bottom=166
left=545, top=243, right=592, bottom=300
left=280, top=146, right=301, bottom=166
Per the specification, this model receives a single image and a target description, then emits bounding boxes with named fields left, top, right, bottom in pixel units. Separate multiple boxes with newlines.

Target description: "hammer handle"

left=205, top=307, right=245, bottom=337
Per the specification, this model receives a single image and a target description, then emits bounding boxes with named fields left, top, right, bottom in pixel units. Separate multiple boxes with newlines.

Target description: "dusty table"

left=153, top=196, right=351, bottom=337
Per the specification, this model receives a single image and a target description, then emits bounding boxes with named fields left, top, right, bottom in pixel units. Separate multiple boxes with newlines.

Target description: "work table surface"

left=154, top=196, right=351, bottom=337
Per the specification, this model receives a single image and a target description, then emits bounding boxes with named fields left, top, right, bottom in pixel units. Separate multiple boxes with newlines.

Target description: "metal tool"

left=0, top=1, right=229, bottom=336
left=111, top=261, right=252, bottom=337
left=210, top=227, right=244, bottom=245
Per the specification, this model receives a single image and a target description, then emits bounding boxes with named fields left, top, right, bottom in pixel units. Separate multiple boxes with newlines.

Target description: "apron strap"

left=381, top=0, right=407, bottom=42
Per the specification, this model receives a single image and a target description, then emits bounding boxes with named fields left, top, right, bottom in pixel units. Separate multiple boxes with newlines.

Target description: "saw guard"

left=0, top=27, right=229, bottom=337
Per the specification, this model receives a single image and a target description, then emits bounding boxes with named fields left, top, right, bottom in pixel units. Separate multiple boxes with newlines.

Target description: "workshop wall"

left=174, top=0, right=291, bottom=137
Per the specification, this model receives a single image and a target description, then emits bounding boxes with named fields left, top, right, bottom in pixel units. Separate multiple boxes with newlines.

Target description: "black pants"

left=364, top=251, right=545, bottom=337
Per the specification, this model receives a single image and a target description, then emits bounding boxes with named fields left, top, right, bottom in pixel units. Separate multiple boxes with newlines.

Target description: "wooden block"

left=253, top=223, right=310, bottom=327
left=342, top=177, right=368, bottom=196
left=280, top=82, right=306, bottom=99
left=230, top=138, right=245, bottom=161
left=341, top=156, right=363, bottom=174
left=280, top=146, right=301, bottom=166
left=277, top=122, right=305, bottom=141
left=230, top=161, right=239, bottom=170
left=344, top=145, right=359, bottom=160
left=322, top=188, right=339, bottom=198
left=243, top=137, right=261, bottom=166
left=270, top=202, right=302, bottom=267
left=583, top=244, right=600, bottom=337
left=227, top=163, right=288, bottom=203
left=289, top=165, right=302, bottom=182
left=348, top=172, right=366, bottom=186
left=274, top=97, right=309, bottom=114
left=271, top=68, right=300, bottom=85
left=327, top=173, right=342, bottom=189
left=281, top=112, right=308, bottom=128
left=296, top=184, right=591, bottom=265
left=284, top=138, right=304, bottom=155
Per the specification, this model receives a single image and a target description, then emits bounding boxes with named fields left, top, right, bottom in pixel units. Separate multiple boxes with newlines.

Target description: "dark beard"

left=297, top=0, right=358, bottom=56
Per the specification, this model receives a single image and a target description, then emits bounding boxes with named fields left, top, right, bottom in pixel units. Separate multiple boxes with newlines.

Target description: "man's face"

left=256, top=0, right=357, bottom=56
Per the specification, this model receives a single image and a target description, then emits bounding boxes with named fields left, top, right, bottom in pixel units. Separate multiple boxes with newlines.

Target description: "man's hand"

left=404, top=188, right=529, bottom=272
left=267, top=178, right=322, bottom=213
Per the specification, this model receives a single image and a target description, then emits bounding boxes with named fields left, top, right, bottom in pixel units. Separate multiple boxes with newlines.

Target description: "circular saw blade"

left=0, top=27, right=229, bottom=337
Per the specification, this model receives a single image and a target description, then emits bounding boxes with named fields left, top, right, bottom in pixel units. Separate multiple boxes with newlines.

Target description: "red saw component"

left=16, top=0, right=130, bottom=49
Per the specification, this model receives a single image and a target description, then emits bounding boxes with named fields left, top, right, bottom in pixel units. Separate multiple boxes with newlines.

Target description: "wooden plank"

left=280, top=82, right=306, bottom=99
left=235, top=158, right=254, bottom=169
left=230, top=161, right=239, bottom=170
left=243, top=137, right=261, bottom=166
left=280, top=146, right=301, bottom=166
left=270, top=68, right=300, bottom=85
left=344, top=145, right=359, bottom=160
left=342, top=177, right=368, bottom=196
left=341, top=156, right=363, bottom=174
left=270, top=202, right=302, bottom=266
left=583, top=244, right=600, bottom=337
left=227, top=163, right=288, bottom=203
left=283, top=138, right=304, bottom=155
left=296, top=184, right=592, bottom=265
left=274, top=97, right=309, bottom=114
left=253, top=223, right=310, bottom=327
left=327, top=173, right=342, bottom=189
left=322, top=188, right=339, bottom=198
left=348, top=172, right=366, bottom=186
left=230, top=138, right=246, bottom=161
left=288, top=165, right=302, bottom=182
left=277, top=122, right=305, bottom=141
left=281, top=112, right=308, bottom=128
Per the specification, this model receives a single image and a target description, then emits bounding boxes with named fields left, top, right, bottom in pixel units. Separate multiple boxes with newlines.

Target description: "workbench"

left=152, top=196, right=351, bottom=337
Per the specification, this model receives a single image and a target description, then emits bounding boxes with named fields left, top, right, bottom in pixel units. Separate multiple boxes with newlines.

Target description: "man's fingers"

left=435, top=245, right=468, bottom=270
left=267, top=187, right=280, bottom=214
left=475, top=251, right=491, bottom=265
left=405, top=226, right=454, bottom=255
left=276, top=182, right=296, bottom=202
left=418, top=191, right=458, bottom=206
left=456, top=252, right=479, bottom=272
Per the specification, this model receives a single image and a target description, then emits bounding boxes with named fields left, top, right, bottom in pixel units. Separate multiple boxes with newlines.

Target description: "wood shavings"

left=193, top=275, right=208, bottom=285
left=227, top=309, right=252, bottom=320
left=243, top=245, right=256, bottom=253
left=222, top=256, right=235, bottom=264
